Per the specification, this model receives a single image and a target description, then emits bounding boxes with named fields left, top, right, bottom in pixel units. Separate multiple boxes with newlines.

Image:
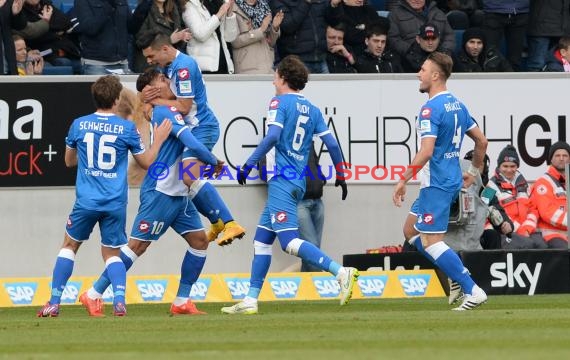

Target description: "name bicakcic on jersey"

left=146, top=161, right=422, bottom=181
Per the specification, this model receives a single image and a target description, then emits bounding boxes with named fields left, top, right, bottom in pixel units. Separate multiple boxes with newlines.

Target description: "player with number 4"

left=392, top=52, right=489, bottom=311
left=37, top=76, right=172, bottom=317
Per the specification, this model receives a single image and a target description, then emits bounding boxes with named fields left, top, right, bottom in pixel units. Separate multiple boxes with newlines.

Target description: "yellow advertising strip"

left=0, top=270, right=444, bottom=308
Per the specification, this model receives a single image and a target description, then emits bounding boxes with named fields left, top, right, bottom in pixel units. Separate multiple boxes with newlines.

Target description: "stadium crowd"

left=1, top=0, right=569, bottom=75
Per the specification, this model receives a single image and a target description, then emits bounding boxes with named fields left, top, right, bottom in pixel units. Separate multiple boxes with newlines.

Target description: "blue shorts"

left=130, top=191, right=204, bottom=241
left=66, top=204, right=127, bottom=248
left=258, top=177, right=305, bottom=233
left=412, top=187, right=458, bottom=233
left=182, top=124, right=220, bottom=160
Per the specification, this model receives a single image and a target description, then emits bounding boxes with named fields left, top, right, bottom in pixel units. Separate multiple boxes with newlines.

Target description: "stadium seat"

left=369, top=0, right=386, bottom=11
left=42, top=66, right=74, bottom=75
left=454, top=30, right=465, bottom=55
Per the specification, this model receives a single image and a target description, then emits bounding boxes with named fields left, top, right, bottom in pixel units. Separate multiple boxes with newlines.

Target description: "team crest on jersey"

left=536, top=184, right=547, bottom=195
left=178, top=68, right=189, bottom=80
left=420, top=107, right=431, bottom=119
left=275, top=211, right=287, bottom=223
left=174, top=114, right=184, bottom=125
left=138, top=220, right=150, bottom=233
left=269, top=99, right=280, bottom=109
left=423, top=214, right=434, bottom=225
left=169, top=106, right=179, bottom=112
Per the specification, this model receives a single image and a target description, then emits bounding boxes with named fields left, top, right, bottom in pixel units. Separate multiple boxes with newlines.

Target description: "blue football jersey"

left=140, top=105, right=191, bottom=197
left=265, top=94, right=330, bottom=187
left=416, top=91, right=476, bottom=191
left=164, top=51, right=218, bottom=130
left=65, top=112, right=145, bottom=211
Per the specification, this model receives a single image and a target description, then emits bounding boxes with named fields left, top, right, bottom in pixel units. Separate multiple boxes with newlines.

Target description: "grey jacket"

left=388, top=0, right=455, bottom=57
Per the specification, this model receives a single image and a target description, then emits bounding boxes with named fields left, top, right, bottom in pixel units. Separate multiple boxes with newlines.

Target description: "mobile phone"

left=39, top=49, right=53, bottom=57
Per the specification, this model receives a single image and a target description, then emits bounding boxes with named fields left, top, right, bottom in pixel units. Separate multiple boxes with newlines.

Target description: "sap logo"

left=398, top=274, right=430, bottom=296
left=313, top=276, right=340, bottom=298
left=357, top=275, right=387, bottom=297
left=225, top=278, right=250, bottom=300
left=102, top=286, right=114, bottom=303
left=4, top=282, right=37, bottom=305
left=490, top=253, right=542, bottom=295
left=136, top=280, right=168, bottom=301
left=190, top=279, right=211, bottom=300
left=268, top=278, right=300, bottom=299
left=50, top=281, right=81, bottom=304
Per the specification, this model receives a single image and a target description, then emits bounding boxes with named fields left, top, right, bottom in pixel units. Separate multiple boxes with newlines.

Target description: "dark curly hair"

left=276, top=55, right=309, bottom=91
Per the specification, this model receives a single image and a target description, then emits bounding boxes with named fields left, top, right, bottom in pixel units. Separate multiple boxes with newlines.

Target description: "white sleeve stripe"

left=467, top=123, right=477, bottom=131
left=132, top=149, right=146, bottom=155
left=421, top=135, right=437, bottom=138
left=269, top=122, right=283, bottom=128
left=316, top=130, right=331, bottom=137
left=66, top=145, right=76, bottom=149
left=176, top=127, right=187, bottom=138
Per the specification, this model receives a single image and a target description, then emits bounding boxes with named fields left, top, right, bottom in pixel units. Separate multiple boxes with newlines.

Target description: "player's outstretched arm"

left=133, top=119, right=172, bottom=169
left=321, top=133, right=348, bottom=200
left=178, top=127, right=218, bottom=166
left=236, top=125, right=281, bottom=185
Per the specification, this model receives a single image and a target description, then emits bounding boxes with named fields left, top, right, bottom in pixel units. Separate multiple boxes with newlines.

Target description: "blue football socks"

left=190, top=180, right=233, bottom=224
left=49, top=248, right=75, bottom=305
left=105, top=257, right=126, bottom=306
left=176, top=246, right=207, bottom=299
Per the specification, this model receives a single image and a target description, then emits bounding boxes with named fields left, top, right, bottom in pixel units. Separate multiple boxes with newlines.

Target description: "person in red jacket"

left=527, top=141, right=570, bottom=249
left=483, top=145, right=547, bottom=249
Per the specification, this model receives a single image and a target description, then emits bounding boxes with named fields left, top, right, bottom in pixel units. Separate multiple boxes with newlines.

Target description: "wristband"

left=467, top=164, right=479, bottom=177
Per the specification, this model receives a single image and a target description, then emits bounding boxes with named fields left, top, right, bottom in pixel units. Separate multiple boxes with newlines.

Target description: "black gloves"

left=335, top=178, right=348, bottom=200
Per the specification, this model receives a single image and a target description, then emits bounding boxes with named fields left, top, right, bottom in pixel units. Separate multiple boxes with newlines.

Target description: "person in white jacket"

left=182, top=0, right=239, bottom=73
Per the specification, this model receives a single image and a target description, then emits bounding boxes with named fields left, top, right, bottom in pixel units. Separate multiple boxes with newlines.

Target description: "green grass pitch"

left=1, top=295, right=570, bottom=359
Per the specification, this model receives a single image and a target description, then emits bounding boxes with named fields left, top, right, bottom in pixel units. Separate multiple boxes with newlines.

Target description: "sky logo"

left=268, top=277, right=300, bottom=299
left=225, top=278, right=250, bottom=300
left=49, top=281, right=82, bottom=304
left=357, top=275, right=388, bottom=297
left=136, top=279, right=168, bottom=301
left=313, top=276, right=340, bottom=298
left=4, top=282, right=37, bottom=305
left=190, top=278, right=211, bottom=300
left=398, top=274, right=431, bottom=296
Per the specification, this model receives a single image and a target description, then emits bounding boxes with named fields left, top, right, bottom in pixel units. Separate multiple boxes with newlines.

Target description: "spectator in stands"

left=231, top=0, right=283, bottom=74
left=13, top=33, right=44, bottom=75
left=436, top=0, right=483, bottom=29
left=327, top=0, right=386, bottom=55
left=353, top=22, right=402, bottom=73
left=1, top=0, right=27, bottom=75
left=270, top=0, right=330, bottom=73
left=453, top=27, right=512, bottom=72
left=325, top=23, right=356, bottom=73
left=134, top=0, right=191, bottom=73
left=544, top=37, right=570, bottom=73
left=527, top=141, right=570, bottom=249
left=481, top=145, right=547, bottom=249
left=481, top=0, right=529, bottom=72
left=401, top=23, right=442, bottom=72
left=20, top=0, right=82, bottom=74
left=182, top=0, right=238, bottom=74
left=526, top=0, right=570, bottom=72
left=76, top=0, right=147, bottom=74
left=388, top=0, right=455, bottom=58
